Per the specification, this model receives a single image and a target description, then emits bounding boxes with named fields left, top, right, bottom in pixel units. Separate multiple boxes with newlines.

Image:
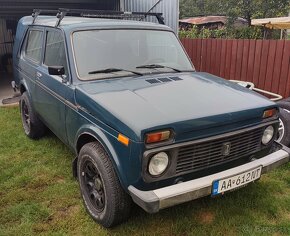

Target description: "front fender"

left=75, top=124, right=132, bottom=189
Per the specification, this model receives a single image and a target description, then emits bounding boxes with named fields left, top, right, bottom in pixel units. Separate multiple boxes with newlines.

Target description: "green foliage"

left=180, top=0, right=290, bottom=20
left=179, top=26, right=264, bottom=39
left=179, top=0, right=290, bottom=39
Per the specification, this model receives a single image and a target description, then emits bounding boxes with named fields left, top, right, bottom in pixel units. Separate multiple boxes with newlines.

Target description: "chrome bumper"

left=128, top=144, right=290, bottom=213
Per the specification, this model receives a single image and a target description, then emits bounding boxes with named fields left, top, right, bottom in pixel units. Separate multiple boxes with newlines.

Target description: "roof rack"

left=32, top=8, right=165, bottom=27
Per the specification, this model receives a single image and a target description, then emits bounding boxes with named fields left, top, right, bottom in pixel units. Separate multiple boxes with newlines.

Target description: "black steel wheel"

left=83, top=160, right=106, bottom=212
left=20, top=92, right=46, bottom=139
left=21, top=97, right=30, bottom=134
left=77, top=142, right=132, bottom=228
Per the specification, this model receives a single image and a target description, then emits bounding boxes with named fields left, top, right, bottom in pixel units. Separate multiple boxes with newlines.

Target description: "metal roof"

left=251, top=17, right=290, bottom=29
left=0, top=0, right=120, bottom=19
left=179, top=16, right=247, bottom=25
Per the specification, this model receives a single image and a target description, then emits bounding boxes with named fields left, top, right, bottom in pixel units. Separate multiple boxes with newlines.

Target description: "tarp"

left=251, top=17, right=290, bottom=29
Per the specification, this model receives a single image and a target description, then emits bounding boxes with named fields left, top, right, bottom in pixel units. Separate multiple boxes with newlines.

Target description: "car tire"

left=277, top=108, right=290, bottom=147
left=77, top=142, right=132, bottom=228
left=20, top=92, right=46, bottom=139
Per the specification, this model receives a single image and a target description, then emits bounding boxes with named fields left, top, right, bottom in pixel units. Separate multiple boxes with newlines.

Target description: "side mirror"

left=48, top=66, right=65, bottom=76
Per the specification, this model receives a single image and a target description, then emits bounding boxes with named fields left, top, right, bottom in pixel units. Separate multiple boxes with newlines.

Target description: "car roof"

left=20, top=16, right=172, bottom=32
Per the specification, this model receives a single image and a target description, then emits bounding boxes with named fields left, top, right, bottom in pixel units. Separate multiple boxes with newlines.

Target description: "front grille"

left=176, top=127, right=264, bottom=175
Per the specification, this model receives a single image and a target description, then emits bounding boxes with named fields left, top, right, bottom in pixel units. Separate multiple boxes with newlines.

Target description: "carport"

left=0, top=0, right=121, bottom=105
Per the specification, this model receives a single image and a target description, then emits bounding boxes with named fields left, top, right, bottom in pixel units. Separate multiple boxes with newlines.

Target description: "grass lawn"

left=0, top=106, right=290, bottom=236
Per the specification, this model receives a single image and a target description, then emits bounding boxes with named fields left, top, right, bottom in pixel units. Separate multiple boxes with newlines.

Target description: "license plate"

left=212, top=166, right=262, bottom=196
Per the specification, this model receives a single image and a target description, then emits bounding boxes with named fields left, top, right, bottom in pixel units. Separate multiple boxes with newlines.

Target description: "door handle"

left=36, top=72, right=42, bottom=78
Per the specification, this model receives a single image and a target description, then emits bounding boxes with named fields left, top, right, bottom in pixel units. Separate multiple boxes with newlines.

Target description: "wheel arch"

left=19, top=80, right=30, bottom=95
left=74, top=126, right=128, bottom=188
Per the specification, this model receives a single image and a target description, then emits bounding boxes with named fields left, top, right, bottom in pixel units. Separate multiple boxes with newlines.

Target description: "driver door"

left=34, top=28, right=71, bottom=143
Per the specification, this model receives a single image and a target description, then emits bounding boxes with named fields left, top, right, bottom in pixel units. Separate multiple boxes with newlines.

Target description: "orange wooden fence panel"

left=181, top=38, right=290, bottom=98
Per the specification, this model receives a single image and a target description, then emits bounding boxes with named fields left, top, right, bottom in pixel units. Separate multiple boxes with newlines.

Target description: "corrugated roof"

left=179, top=16, right=247, bottom=25
left=0, top=0, right=120, bottom=19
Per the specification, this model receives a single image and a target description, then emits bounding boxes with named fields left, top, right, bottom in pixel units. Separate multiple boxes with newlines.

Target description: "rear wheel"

left=77, top=142, right=131, bottom=228
left=20, top=92, right=46, bottom=139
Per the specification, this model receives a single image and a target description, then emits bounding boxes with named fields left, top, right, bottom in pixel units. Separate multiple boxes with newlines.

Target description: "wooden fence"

left=181, top=38, right=290, bottom=98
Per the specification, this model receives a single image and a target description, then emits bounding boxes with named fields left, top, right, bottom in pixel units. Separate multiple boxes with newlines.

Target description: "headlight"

left=148, top=152, right=169, bottom=176
left=262, top=126, right=274, bottom=145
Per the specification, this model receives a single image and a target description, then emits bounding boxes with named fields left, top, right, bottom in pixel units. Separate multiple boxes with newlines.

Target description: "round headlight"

left=262, top=126, right=274, bottom=145
left=148, top=152, right=169, bottom=176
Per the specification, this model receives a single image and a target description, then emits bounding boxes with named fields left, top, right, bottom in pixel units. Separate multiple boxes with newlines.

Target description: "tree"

left=179, top=0, right=290, bottom=22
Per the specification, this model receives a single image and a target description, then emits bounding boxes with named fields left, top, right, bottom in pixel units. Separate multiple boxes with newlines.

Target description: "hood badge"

left=221, top=142, right=231, bottom=156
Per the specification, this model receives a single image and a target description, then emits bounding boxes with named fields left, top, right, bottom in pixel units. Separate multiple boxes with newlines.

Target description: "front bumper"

left=128, top=143, right=290, bottom=213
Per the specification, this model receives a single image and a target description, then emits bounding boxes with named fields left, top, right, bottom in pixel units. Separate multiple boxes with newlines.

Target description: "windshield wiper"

left=88, top=68, right=143, bottom=76
left=136, top=64, right=182, bottom=72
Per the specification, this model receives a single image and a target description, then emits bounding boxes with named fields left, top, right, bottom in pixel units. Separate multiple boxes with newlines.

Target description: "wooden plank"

left=264, top=40, right=277, bottom=93
left=195, top=39, right=202, bottom=71
left=258, top=40, right=270, bottom=89
left=210, top=39, right=217, bottom=75
left=278, top=41, right=290, bottom=97
left=285, top=46, right=290, bottom=98
left=214, top=39, right=222, bottom=76
left=183, top=38, right=190, bottom=61
left=241, top=39, right=249, bottom=81
left=191, top=39, right=198, bottom=68
left=252, top=40, right=263, bottom=86
left=225, top=39, right=233, bottom=80
left=235, top=40, right=244, bottom=81
left=229, top=40, right=238, bottom=80
left=205, top=39, right=212, bottom=72
left=188, top=38, right=193, bottom=65
left=200, top=39, right=207, bottom=71
left=285, top=41, right=290, bottom=98
left=272, top=40, right=284, bottom=94
left=246, top=40, right=256, bottom=83
left=219, top=39, right=227, bottom=78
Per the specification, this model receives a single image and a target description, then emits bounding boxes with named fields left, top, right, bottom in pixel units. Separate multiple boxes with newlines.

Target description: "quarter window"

left=25, top=30, right=43, bottom=62
left=44, top=30, right=68, bottom=75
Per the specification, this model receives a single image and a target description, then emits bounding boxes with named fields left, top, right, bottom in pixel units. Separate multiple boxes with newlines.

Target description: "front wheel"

left=77, top=142, right=132, bottom=228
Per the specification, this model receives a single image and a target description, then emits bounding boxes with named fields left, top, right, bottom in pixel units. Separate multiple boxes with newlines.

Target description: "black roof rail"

left=32, top=9, right=59, bottom=24
left=32, top=8, right=165, bottom=26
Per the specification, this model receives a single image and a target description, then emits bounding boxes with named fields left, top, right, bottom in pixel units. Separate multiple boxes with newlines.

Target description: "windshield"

left=72, top=29, right=194, bottom=80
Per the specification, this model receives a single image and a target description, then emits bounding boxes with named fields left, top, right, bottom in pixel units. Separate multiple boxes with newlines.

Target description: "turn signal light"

left=146, top=130, right=171, bottom=144
left=118, top=134, right=129, bottom=146
left=263, top=108, right=277, bottom=119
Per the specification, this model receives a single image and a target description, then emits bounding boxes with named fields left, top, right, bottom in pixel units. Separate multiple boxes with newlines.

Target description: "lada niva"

left=13, top=9, right=290, bottom=227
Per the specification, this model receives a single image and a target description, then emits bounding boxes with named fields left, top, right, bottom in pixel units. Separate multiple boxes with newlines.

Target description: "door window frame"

left=42, top=27, right=71, bottom=84
left=21, top=27, right=45, bottom=65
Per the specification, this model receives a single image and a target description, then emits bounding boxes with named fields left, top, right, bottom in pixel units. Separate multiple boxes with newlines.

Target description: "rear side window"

left=44, top=30, right=68, bottom=75
left=25, top=30, right=43, bottom=63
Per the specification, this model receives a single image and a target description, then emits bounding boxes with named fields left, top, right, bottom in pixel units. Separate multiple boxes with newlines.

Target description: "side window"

left=44, top=30, right=68, bottom=76
left=25, top=30, right=43, bottom=63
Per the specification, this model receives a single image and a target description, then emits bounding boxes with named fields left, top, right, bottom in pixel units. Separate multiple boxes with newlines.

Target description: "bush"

left=179, top=26, right=264, bottom=39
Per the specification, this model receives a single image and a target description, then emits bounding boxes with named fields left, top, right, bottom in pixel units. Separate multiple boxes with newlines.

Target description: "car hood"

left=75, top=72, right=277, bottom=142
